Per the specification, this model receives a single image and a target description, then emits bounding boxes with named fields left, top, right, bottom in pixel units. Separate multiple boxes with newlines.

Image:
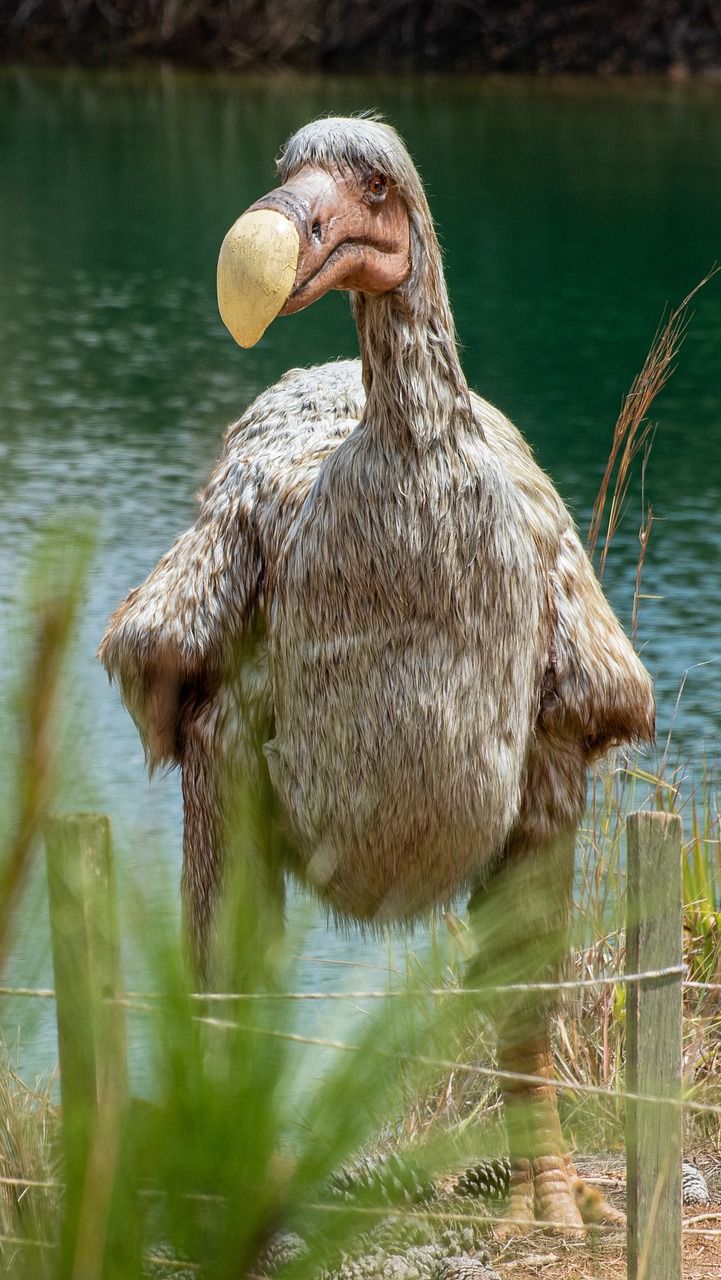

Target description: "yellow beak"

left=216, top=209, right=300, bottom=349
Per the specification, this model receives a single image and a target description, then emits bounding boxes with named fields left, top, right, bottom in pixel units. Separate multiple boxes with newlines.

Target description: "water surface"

left=1, top=68, right=720, bottom=1073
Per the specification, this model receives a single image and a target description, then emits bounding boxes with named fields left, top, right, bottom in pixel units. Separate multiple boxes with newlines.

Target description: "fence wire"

left=0, top=963, right=696, bottom=1004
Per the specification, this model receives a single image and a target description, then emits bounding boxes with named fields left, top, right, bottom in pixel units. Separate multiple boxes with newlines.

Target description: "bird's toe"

left=532, top=1156, right=585, bottom=1234
left=493, top=1159, right=536, bottom=1239
left=568, top=1170, right=625, bottom=1227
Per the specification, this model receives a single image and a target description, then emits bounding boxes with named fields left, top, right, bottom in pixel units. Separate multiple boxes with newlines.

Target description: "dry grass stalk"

left=0, top=1053, right=58, bottom=1255
left=630, top=442, right=654, bottom=646
left=587, top=268, right=717, bottom=580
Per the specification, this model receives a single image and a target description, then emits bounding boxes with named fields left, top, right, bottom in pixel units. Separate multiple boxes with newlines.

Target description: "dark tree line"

left=2, top=1, right=721, bottom=73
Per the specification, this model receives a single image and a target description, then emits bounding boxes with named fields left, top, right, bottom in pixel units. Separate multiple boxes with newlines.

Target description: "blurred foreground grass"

left=0, top=524, right=719, bottom=1279
left=0, top=530, right=520, bottom=1277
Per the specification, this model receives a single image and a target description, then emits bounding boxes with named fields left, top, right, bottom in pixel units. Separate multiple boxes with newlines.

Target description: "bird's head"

left=217, top=116, right=425, bottom=348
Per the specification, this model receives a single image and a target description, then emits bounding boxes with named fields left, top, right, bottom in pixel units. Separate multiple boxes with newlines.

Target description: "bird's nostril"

left=312, top=222, right=322, bottom=242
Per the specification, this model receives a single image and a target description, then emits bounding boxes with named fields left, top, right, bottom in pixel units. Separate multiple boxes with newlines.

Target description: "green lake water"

left=1, top=67, right=720, bottom=1075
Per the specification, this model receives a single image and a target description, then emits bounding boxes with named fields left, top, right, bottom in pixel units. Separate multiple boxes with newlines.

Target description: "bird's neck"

left=352, top=244, right=472, bottom=450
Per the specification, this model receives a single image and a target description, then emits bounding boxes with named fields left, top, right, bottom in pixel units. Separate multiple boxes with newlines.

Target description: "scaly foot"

left=495, top=1156, right=583, bottom=1238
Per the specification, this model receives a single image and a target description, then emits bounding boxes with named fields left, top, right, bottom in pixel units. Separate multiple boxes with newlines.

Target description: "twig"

left=496, top=1257, right=560, bottom=1270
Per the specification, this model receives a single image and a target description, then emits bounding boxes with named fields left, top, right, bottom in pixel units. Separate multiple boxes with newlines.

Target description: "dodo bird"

left=100, top=116, right=654, bottom=1232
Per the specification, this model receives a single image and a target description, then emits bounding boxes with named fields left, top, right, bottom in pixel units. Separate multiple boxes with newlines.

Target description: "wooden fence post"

left=626, top=810, right=683, bottom=1280
left=45, top=813, right=130, bottom=1277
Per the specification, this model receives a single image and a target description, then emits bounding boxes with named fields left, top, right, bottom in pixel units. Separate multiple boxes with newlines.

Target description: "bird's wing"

left=543, top=526, right=655, bottom=753
left=474, top=393, right=655, bottom=755
left=98, top=359, right=365, bottom=767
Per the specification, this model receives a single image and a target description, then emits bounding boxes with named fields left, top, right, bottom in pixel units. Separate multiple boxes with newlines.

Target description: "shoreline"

left=4, top=58, right=721, bottom=96
left=4, top=3, right=721, bottom=81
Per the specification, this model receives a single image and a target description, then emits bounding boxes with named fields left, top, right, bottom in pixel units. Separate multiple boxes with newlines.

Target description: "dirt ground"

left=488, top=1154, right=721, bottom=1280
left=491, top=1231, right=721, bottom=1280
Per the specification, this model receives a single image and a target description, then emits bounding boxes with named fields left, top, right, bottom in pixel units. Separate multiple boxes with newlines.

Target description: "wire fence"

left=0, top=962, right=699, bottom=1003
left=2, top=971, right=721, bottom=1116
left=1, top=810, right=718, bottom=1279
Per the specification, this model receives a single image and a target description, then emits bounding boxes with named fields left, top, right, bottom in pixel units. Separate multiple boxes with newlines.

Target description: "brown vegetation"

left=3, top=1, right=721, bottom=74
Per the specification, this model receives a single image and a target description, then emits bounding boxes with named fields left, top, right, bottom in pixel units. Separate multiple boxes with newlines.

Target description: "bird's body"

left=101, top=356, right=650, bottom=922
left=269, top=366, right=543, bottom=920
left=100, top=115, right=654, bottom=1233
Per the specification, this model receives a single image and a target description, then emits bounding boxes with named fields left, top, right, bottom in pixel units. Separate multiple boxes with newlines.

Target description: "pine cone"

left=329, top=1153, right=436, bottom=1206
left=437, top=1225, right=489, bottom=1257
left=433, top=1258, right=501, bottom=1280
left=144, top=1241, right=197, bottom=1280
left=682, top=1161, right=711, bottom=1207
left=327, top=1251, right=390, bottom=1280
left=257, top=1231, right=308, bottom=1274
left=453, top=1159, right=511, bottom=1203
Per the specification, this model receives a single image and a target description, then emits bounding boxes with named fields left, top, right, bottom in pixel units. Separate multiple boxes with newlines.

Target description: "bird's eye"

left=367, top=173, right=387, bottom=198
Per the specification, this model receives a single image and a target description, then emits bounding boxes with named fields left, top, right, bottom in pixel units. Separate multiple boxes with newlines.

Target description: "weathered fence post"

left=45, top=813, right=131, bottom=1277
left=626, top=810, right=683, bottom=1280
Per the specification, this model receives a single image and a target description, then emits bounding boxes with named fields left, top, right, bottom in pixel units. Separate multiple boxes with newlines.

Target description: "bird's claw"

left=494, top=1156, right=624, bottom=1238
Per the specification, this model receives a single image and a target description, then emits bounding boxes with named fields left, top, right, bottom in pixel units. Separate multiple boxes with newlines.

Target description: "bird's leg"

left=469, top=827, right=622, bottom=1235
left=493, top=827, right=582, bottom=1233
left=496, top=1025, right=582, bottom=1232
left=496, top=1020, right=624, bottom=1232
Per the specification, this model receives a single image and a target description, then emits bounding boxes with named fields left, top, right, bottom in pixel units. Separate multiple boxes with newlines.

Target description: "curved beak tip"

left=216, top=209, right=300, bottom=349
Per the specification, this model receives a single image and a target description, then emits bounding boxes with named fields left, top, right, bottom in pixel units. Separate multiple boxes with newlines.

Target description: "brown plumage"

left=99, top=116, right=654, bottom=1232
